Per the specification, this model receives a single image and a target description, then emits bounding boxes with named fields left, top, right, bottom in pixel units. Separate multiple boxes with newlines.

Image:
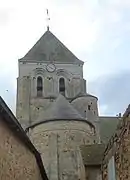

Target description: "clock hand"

left=49, top=66, right=54, bottom=70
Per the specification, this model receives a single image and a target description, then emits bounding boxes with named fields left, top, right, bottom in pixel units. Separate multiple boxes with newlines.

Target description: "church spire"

left=46, top=9, right=50, bottom=31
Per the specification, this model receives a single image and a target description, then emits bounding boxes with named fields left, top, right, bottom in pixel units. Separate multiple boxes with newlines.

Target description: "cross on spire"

left=46, top=9, right=50, bottom=31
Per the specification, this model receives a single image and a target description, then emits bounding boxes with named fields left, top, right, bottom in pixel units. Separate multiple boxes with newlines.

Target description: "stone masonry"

left=27, top=95, right=97, bottom=180
left=16, top=30, right=99, bottom=134
left=102, top=105, right=130, bottom=180
left=0, top=118, right=42, bottom=180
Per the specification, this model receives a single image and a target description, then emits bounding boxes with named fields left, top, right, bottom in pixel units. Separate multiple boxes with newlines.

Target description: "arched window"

left=37, top=76, right=43, bottom=97
left=59, top=78, right=65, bottom=96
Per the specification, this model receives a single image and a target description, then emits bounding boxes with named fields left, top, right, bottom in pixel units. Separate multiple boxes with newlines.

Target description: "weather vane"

left=46, top=9, right=50, bottom=31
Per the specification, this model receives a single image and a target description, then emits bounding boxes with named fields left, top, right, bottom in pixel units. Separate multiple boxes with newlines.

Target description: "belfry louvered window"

left=37, top=76, right=43, bottom=97
left=59, top=78, right=65, bottom=96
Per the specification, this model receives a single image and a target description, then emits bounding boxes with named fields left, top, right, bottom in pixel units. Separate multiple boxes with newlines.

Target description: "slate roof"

left=0, top=96, right=48, bottom=180
left=20, top=30, right=83, bottom=64
left=80, top=144, right=105, bottom=166
left=28, top=94, right=94, bottom=129
left=99, top=116, right=120, bottom=144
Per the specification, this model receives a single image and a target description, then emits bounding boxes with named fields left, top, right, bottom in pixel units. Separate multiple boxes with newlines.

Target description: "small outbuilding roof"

left=99, top=116, right=120, bottom=143
left=80, top=144, right=105, bottom=166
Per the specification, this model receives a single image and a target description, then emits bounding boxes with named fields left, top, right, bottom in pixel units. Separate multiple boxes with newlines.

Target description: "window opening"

left=59, top=78, right=65, bottom=96
left=37, top=76, right=43, bottom=97
left=88, top=105, right=91, bottom=110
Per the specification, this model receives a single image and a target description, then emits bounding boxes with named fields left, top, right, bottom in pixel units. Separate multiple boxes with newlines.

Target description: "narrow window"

left=88, top=105, right=91, bottom=110
left=59, top=78, right=65, bottom=96
left=84, top=110, right=86, bottom=117
left=37, top=76, right=43, bottom=97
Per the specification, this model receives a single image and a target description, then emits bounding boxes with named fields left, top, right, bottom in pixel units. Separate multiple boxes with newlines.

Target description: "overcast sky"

left=0, top=0, right=130, bottom=116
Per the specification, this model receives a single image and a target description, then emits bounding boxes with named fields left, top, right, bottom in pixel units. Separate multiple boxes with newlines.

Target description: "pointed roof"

left=38, top=94, right=85, bottom=121
left=20, top=30, right=83, bottom=64
left=27, top=94, right=94, bottom=129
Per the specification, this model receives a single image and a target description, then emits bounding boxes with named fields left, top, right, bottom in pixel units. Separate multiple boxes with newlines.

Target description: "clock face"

left=46, top=63, right=56, bottom=72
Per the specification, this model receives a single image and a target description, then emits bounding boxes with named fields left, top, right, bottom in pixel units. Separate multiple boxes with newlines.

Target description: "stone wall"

left=71, top=96, right=100, bottom=142
left=16, top=76, right=31, bottom=128
left=102, top=115, right=130, bottom=180
left=71, top=96, right=98, bottom=119
left=19, top=61, right=83, bottom=78
left=18, top=61, right=84, bottom=100
left=17, top=61, right=86, bottom=127
left=0, top=118, right=42, bottom=180
left=28, top=120, right=95, bottom=180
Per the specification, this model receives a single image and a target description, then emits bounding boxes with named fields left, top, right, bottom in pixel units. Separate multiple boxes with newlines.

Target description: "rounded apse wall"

left=71, top=95, right=98, bottom=120
left=28, top=120, right=95, bottom=180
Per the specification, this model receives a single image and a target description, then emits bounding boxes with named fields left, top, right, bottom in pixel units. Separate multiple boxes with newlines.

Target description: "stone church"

left=15, top=29, right=120, bottom=180
left=1, top=28, right=130, bottom=180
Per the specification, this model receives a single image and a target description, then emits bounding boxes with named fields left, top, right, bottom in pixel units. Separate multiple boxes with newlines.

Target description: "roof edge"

left=123, top=104, right=130, bottom=118
left=26, top=119, right=95, bottom=131
left=18, top=58, right=84, bottom=64
left=99, top=116, right=120, bottom=118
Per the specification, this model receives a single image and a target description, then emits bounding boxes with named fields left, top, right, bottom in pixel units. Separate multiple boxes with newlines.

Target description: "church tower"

left=16, top=29, right=99, bottom=137
left=16, top=29, right=101, bottom=180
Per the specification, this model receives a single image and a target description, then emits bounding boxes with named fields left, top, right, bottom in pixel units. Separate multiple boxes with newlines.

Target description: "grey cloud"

left=88, top=71, right=130, bottom=115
